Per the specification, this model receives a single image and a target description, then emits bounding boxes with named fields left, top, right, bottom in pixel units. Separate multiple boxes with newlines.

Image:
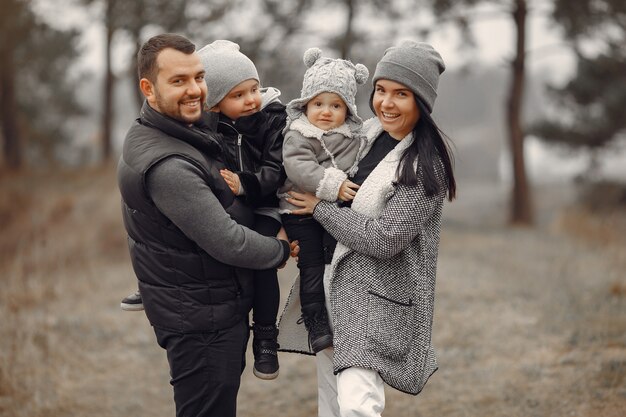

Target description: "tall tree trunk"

left=101, top=0, right=115, bottom=162
left=0, top=49, right=21, bottom=170
left=339, top=0, right=355, bottom=59
left=507, top=0, right=533, bottom=225
left=132, top=36, right=143, bottom=110
left=129, top=1, right=145, bottom=111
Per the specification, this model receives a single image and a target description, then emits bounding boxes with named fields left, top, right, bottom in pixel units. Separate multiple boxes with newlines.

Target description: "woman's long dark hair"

left=369, top=91, right=456, bottom=201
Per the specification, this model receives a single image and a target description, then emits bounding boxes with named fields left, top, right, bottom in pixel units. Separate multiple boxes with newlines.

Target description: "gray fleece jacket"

left=278, top=114, right=363, bottom=213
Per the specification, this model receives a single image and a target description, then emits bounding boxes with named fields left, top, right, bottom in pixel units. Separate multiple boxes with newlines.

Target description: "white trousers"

left=316, top=347, right=386, bottom=417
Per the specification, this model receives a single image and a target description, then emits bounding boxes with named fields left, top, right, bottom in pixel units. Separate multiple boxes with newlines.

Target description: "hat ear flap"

left=354, top=63, right=369, bottom=85
left=303, top=47, right=322, bottom=68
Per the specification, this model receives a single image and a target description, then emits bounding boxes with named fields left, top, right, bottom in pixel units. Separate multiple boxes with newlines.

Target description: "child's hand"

left=220, top=169, right=241, bottom=195
left=337, top=180, right=360, bottom=202
left=277, top=238, right=299, bottom=269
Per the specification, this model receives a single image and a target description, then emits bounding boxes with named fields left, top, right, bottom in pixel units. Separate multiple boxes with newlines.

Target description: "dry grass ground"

left=0, top=167, right=624, bottom=416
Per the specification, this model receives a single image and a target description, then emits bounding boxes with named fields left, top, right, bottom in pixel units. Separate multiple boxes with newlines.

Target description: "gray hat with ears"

left=373, top=40, right=445, bottom=113
left=197, top=40, right=259, bottom=110
left=286, top=48, right=369, bottom=131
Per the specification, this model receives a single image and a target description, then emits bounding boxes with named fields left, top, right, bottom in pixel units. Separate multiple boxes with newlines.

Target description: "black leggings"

left=281, top=213, right=327, bottom=307
left=252, top=214, right=281, bottom=326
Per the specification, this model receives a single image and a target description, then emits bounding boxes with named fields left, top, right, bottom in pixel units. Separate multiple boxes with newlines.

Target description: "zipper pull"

left=237, top=134, right=242, bottom=146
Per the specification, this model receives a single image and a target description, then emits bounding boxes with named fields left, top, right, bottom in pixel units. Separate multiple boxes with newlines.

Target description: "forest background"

left=0, top=0, right=625, bottom=416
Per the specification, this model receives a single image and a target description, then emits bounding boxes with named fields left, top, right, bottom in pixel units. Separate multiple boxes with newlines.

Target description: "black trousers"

left=154, top=319, right=249, bottom=417
left=282, top=213, right=327, bottom=306
left=252, top=214, right=281, bottom=325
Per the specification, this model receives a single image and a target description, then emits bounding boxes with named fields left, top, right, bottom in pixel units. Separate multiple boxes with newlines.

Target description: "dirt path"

left=1, top=171, right=624, bottom=416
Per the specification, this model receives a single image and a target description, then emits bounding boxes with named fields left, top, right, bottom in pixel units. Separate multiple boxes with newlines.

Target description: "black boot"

left=301, top=304, right=333, bottom=353
left=252, top=324, right=279, bottom=380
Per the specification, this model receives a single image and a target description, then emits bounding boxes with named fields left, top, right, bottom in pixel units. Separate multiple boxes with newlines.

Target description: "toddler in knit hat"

left=197, top=40, right=288, bottom=381
left=277, top=48, right=369, bottom=353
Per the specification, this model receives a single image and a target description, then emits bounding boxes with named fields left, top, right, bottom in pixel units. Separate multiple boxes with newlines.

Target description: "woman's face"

left=372, top=79, right=420, bottom=140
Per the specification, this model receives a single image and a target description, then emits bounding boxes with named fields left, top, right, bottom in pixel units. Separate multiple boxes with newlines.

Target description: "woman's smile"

left=372, top=79, right=421, bottom=140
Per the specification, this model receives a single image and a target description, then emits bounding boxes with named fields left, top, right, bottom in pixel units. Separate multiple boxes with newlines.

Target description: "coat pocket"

left=365, top=291, right=417, bottom=361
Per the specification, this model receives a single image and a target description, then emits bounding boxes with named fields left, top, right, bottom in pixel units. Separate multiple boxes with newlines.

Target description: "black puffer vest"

left=118, top=102, right=255, bottom=333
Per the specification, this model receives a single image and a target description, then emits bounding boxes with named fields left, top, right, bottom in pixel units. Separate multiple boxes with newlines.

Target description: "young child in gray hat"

left=198, top=40, right=290, bottom=381
left=278, top=48, right=369, bottom=353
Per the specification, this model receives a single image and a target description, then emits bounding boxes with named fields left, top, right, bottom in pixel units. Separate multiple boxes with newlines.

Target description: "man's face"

left=142, top=48, right=207, bottom=124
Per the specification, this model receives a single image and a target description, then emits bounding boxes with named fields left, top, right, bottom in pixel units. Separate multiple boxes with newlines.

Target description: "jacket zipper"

left=218, top=121, right=244, bottom=171
left=237, top=134, right=243, bottom=171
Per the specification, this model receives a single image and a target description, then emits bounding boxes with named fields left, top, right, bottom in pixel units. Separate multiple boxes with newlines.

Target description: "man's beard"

left=154, top=90, right=202, bottom=125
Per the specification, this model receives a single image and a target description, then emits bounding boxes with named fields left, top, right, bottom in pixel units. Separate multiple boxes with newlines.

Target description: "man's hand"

left=220, top=169, right=241, bottom=195
left=337, top=180, right=359, bottom=202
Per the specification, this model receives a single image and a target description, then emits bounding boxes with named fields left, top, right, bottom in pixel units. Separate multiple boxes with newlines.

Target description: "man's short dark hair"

left=138, top=33, right=196, bottom=83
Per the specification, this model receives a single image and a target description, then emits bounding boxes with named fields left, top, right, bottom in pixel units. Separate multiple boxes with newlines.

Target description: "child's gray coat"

left=277, top=114, right=362, bottom=213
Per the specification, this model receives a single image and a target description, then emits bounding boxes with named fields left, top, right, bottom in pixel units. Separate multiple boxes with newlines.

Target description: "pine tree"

left=532, top=0, right=626, bottom=162
left=0, top=0, right=83, bottom=169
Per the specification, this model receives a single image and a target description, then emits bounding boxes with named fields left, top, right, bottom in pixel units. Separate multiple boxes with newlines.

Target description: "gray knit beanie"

left=286, top=48, right=369, bottom=131
left=197, top=40, right=259, bottom=110
left=373, top=40, right=445, bottom=113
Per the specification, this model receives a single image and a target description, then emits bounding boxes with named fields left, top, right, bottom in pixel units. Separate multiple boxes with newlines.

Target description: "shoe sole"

left=253, top=367, right=279, bottom=380
left=311, top=335, right=333, bottom=353
left=120, top=303, right=144, bottom=311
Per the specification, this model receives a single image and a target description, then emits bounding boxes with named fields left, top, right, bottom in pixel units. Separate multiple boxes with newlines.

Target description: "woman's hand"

left=220, top=169, right=241, bottom=195
left=287, top=190, right=321, bottom=215
left=337, top=180, right=360, bottom=202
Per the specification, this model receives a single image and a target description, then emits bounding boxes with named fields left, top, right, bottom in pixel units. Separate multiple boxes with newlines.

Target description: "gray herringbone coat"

left=322, top=117, right=445, bottom=395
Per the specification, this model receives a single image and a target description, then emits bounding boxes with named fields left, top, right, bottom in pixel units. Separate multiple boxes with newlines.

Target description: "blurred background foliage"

left=0, top=0, right=625, bottom=225
left=1, top=3, right=625, bottom=414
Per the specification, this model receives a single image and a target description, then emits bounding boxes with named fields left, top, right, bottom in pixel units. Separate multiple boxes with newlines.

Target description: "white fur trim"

left=316, top=167, right=348, bottom=202
left=329, top=118, right=414, bottom=278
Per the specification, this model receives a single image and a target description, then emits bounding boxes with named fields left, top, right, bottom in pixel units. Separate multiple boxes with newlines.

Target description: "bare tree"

left=101, top=0, right=116, bottom=162
left=325, top=0, right=408, bottom=60
left=508, top=0, right=533, bottom=224
left=0, top=36, right=21, bottom=170
left=1, top=0, right=83, bottom=170
left=84, top=0, right=196, bottom=161
left=0, top=0, right=31, bottom=170
left=338, top=0, right=357, bottom=58
left=431, top=0, right=536, bottom=225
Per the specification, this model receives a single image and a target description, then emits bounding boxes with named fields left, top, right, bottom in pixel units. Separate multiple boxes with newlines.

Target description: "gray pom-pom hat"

left=286, top=48, right=369, bottom=131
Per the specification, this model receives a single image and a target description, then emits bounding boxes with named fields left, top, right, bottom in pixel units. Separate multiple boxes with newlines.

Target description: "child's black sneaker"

left=120, top=290, right=143, bottom=311
left=252, top=324, right=280, bottom=380
left=300, top=308, right=333, bottom=353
